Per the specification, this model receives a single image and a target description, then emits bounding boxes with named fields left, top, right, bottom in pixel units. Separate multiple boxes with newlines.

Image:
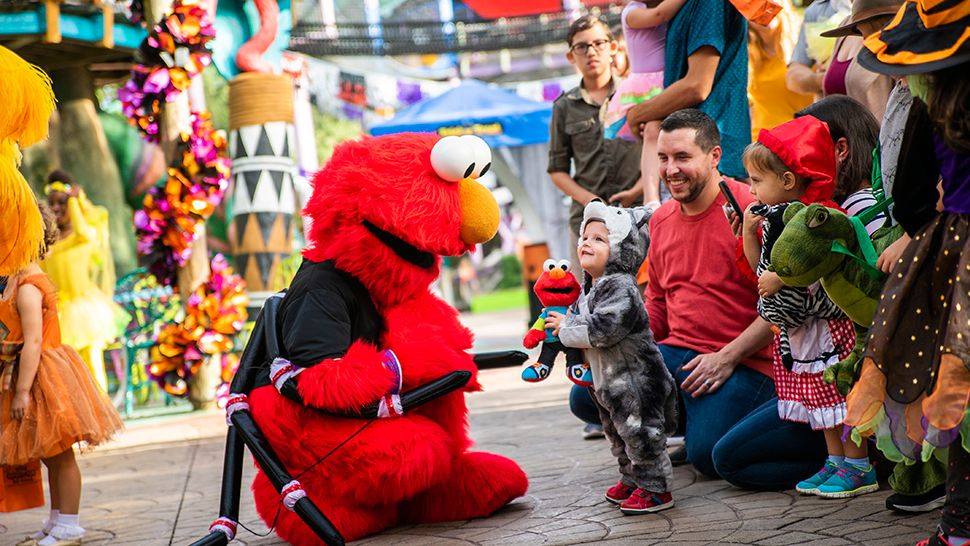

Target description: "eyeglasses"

left=569, top=39, right=611, bottom=56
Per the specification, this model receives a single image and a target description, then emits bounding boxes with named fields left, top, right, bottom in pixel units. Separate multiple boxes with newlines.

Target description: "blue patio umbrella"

left=369, top=79, right=551, bottom=148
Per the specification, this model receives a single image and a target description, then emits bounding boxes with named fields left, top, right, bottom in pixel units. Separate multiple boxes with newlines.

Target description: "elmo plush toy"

left=247, top=133, right=529, bottom=544
left=521, top=260, right=589, bottom=385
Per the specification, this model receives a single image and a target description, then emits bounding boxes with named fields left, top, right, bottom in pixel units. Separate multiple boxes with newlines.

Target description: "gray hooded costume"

left=558, top=201, right=677, bottom=493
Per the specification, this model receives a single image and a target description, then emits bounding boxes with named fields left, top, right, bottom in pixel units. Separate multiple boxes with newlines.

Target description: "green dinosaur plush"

left=769, top=203, right=903, bottom=395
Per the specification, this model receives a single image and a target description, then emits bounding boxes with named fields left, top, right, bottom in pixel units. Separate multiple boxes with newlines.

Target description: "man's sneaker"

left=582, top=423, right=605, bottom=440
left=619, top=489, right=674, bottom=515
left=816, top=462, right=879, bottom=498
left=886, top=484, right=947, bottom=513
left=669, top=445, right=688, bottom=467
left=795, top=460, right=841, bottom=495
left=605, top=481, right=636, bottom=504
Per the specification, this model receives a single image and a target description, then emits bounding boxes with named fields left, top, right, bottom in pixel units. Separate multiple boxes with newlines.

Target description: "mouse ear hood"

left=579, top=201, right=650, bottom=276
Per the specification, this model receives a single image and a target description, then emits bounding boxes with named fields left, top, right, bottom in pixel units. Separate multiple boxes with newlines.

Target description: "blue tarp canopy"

left=369, top=79, right=552, bottom=148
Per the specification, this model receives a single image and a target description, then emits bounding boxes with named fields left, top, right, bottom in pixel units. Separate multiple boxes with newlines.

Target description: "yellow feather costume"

left=0, top=45, right=56, bottom=276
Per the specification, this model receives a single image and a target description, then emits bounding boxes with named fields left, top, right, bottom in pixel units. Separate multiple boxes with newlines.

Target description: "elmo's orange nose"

left=549, top=268, right=565, bottom=280
left=459, top=178, right=499, bottom=245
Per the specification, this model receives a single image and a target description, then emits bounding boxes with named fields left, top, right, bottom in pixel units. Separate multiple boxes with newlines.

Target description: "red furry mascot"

left=247, top=133, right=529, bottom=544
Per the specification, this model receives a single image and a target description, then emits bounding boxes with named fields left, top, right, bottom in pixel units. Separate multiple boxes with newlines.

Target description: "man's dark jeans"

left=570, top=383, right=601, bottom=426
left=661, top=344, right=827, bottom=490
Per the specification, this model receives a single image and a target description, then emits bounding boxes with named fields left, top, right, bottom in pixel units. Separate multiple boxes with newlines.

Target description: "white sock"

left=30, top=510, right=59, bottom=540
left=37, top=517, right=84, bottom=546
left=55, top=513, right=79, bottom=527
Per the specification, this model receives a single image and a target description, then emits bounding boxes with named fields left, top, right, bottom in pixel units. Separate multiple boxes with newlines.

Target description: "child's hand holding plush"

left=758, top=271, right=784, bottom=298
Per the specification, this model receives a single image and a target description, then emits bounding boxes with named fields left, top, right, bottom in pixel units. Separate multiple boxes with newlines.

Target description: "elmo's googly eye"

left=556, top=260, right=570, bottom=272
left=460, top=135, right=492, bottom=178
left=431, top=136, right=475, bottom=182
left=543, top=259, right=556, bottom=271
left=431, top=135, right=493, bottom=182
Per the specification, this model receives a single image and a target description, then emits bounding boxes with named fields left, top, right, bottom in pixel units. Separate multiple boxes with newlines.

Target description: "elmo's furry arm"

left=296, top=342, right=395, bottom=412
left=523, top=320, right=546, bottom=349
left=281, top=286, right=395, bottom=412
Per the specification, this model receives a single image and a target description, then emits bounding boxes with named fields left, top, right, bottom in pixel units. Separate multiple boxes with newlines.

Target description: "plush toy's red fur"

left=248, top=133, right=528, bottom=545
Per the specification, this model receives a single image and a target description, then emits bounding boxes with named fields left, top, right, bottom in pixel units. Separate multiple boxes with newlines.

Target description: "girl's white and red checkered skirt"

left=772, top=317, right=855, bottom=430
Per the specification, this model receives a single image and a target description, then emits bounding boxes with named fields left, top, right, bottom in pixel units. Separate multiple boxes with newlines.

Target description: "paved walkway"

left=1, top=309, right=940, bottom=545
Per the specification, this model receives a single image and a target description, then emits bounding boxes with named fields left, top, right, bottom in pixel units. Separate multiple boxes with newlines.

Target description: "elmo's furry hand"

left=523, top=328, right=546, bottom=349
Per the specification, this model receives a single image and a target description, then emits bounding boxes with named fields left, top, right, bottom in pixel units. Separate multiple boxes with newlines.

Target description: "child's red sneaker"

left=604, top=481, right=636, bottom=504
left=619, top=489, right=674, bottom=515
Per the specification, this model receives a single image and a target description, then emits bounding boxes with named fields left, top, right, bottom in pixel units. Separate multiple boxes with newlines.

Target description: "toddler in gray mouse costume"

left=546, top=200, right=677, bottom=514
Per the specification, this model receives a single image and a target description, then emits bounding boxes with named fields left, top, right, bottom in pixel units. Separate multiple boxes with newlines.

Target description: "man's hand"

left=680, top=350, right=739, bottom=398
left=758, top=271, right=784, bottom=298
left=11, top=389, right=29, bottom=420
left=728, top=209, right=742, bottom=237
left=608, top=187, right=641, bottom=207
left=876, top=233, right=911, bottom=274
left=626, top=102, right=649, bottom=140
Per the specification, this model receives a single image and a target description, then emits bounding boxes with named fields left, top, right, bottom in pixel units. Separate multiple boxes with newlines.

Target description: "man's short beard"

left=680, top=178, right=706, bottom=204
left=666, top=172, right=708, bottom=204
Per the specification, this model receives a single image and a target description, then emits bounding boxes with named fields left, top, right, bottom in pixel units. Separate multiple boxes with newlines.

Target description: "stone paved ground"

left=0, top=309, right=940, bottom=545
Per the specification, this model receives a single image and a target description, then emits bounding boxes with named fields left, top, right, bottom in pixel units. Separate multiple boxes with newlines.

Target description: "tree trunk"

left=50, top=65, right=138, bottom=275
left=142, top=0, right=219, bottom=407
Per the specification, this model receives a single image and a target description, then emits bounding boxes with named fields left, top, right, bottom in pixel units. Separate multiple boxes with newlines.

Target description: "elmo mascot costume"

left=520, top=260, right=588, bottom=385
left=247, top=133, right=529, bottom=544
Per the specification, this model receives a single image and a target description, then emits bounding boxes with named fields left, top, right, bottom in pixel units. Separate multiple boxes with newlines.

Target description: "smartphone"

left=719, top=180, right=744, bottom=219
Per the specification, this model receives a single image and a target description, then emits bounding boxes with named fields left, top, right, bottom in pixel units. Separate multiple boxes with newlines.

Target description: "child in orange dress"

left=0, top=203, right=123, bottom=546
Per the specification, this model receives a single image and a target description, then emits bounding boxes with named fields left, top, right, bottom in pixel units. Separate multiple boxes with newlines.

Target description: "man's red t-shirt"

left=645, top=178, right=773, bottom=377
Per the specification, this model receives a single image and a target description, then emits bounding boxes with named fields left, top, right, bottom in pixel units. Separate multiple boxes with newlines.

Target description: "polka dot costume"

left=845, top=213, right=970, bottom=463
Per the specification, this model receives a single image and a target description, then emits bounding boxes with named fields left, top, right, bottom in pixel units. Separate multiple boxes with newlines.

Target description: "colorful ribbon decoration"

left=149, top=255, right=248, bottom=396
left=121, top=1, right=246, bottom=401
left=133, top=111, right=230, bottom=284
left=119, top=0, right=215, bottom=143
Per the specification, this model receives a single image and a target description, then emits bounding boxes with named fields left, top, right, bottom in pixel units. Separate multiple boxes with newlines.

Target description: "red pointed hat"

left=757, top=116, right=837, bottom=206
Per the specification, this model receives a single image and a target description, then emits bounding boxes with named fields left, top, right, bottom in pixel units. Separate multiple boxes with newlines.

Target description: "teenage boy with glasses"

left=548, top=14, right=643, bottom=440
left=549, top=15, right=643, bottom=251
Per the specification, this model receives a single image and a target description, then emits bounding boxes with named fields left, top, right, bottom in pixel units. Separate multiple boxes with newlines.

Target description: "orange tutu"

left=0, top=345, right=123, bottom=466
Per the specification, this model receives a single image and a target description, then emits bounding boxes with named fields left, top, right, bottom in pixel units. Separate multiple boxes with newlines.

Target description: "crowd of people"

left=544, top=0, right=970, bottom=543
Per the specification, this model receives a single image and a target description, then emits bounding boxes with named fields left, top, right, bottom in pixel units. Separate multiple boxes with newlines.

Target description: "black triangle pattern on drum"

left=255, top=252, right=276, bottom=288
left=233, top=130, right=248, bottom=159
left=282, top=214, right=293, bottom=239
left=255, top=126, right=274, bottom=157
left=242, top=170, right=261, bottom=203
left=235, top=251, right=250, bottom=281
left=270, top=170, right=285, bottom=197
left=256, top=212, right=277, bottom=246
left=234, top=214, right=251, bottom=245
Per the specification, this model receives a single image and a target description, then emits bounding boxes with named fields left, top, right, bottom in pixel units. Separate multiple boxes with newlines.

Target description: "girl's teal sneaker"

left=795, top=460, right=840, bottom=495
left=816, top=462, right=879, bottom=498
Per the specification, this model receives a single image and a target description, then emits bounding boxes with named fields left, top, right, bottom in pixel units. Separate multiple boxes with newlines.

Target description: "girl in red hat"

left=738, top=115, right=876, bottom=498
